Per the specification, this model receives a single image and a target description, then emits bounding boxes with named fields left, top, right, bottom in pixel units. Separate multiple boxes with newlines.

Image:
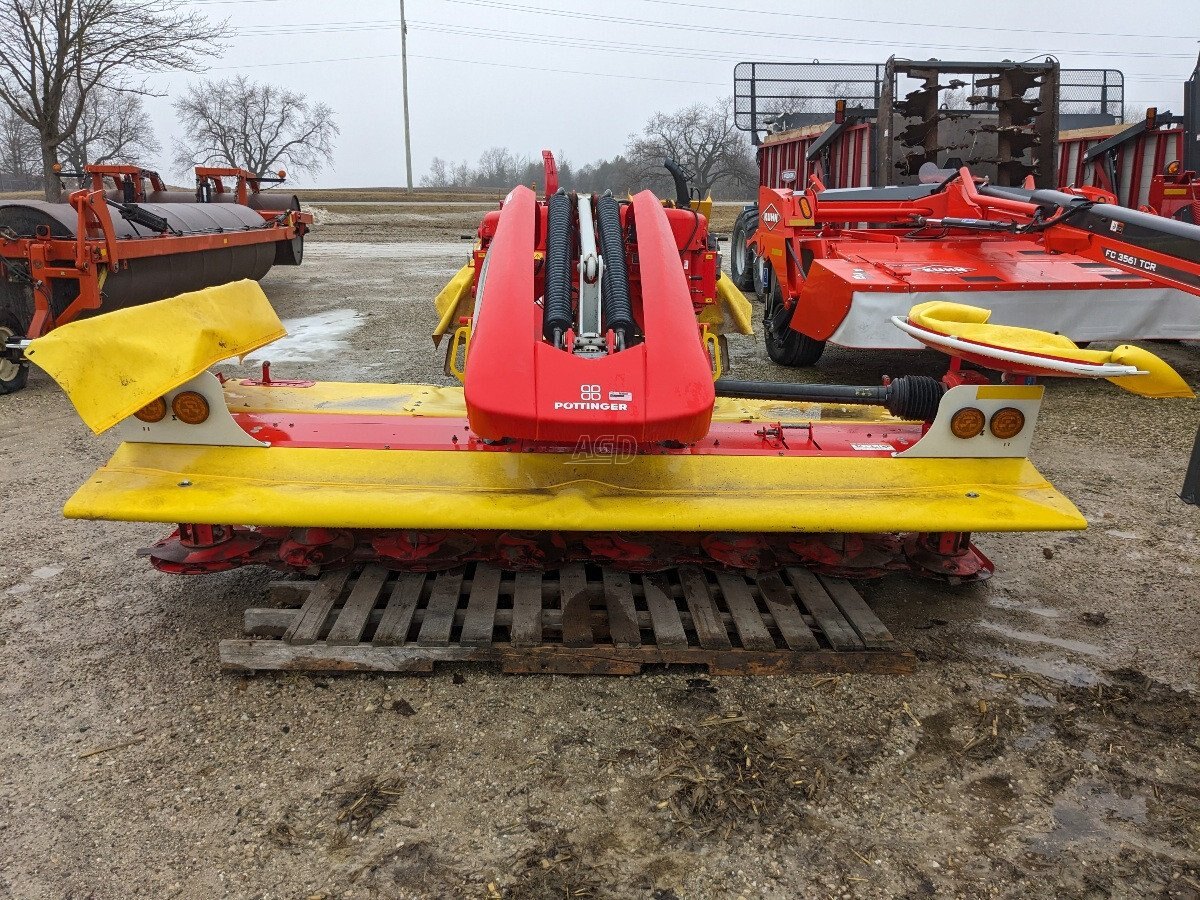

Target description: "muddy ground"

left=1, top=204, right=1198, bottom=899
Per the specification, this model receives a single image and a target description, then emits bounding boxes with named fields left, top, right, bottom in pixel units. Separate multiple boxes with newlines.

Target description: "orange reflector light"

left=1167, top=160, right=1181, bottom=176
left=172, top=391, right=210, bottom=425
left=949, top=407, right=985, bottom=439
left=52, top=162, right=62, bottom=173
left=134, top=397, right=167, bottom=423
left=989, top=407, right=1026, bottom=440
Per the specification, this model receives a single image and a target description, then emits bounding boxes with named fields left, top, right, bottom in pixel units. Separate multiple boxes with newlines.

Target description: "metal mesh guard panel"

left=734, top=62, right=883, bottom=131
left=734, top=61, right=1124, bottom=132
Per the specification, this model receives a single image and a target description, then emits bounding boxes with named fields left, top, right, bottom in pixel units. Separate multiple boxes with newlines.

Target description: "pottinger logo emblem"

left=554, top=384, right=630, bottom=411
left=761, top=204, right=781, bottom=230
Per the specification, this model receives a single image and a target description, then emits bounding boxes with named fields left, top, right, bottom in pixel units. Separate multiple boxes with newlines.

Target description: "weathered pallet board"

left=220, top=564, right=915, bottom=675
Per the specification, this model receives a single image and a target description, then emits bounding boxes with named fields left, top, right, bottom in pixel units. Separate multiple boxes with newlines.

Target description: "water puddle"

left=1013, top=722, right=1054, bottom=750
left=1104, top=529, right=1142, bottom=541
left=978, top=620, right=1106, bottom=657
left=244, top=308, right=363, bottom=363
left=984, top=648, right=1105, bottom=687
left=304, top=241, right=470, bottom=262
left=987, top=596, right=1061, bottom=618
left=1030, top=782, right=1147, bottom=857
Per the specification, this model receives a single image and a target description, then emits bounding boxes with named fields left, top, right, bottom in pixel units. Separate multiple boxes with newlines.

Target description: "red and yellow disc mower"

left=749, top=167, right=1200, bottom=366
left=17, top=163, right=1194, bottom=583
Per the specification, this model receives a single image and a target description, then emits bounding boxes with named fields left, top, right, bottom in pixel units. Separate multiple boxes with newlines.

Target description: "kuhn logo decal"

left=920, top=265, right=973, bottom=274
left=761, top=204, right=781, bottom=230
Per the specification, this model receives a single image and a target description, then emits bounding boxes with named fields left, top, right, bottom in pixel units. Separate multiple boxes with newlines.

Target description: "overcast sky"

left=145, top=0, right=1200, bottom=188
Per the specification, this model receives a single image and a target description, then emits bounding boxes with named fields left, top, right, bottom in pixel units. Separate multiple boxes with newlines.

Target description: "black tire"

left=274, top=231, right=304, bottom=266
left=730, top=208, right=757, bottom=290
left=763, top=280, right=825, bottom=367
left=751, top=251, right=770, bottom=302
left=0, top=323, right=30, bottom=395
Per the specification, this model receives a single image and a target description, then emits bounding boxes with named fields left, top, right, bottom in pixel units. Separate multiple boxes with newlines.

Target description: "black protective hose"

left=543, top=189, right=574, bottom=347
left=715, top=375, right=945, bottom=421
left=664, top=158, right=691, bottom=207
left=596, top=192, right=635, bottom=347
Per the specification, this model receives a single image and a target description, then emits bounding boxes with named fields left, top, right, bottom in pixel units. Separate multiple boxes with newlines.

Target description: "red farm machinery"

left=11, top=151, right=1196, bottom=671
left=728, top=56, right=1200, bottom=366
left=0, top=162, right=311, bottom=393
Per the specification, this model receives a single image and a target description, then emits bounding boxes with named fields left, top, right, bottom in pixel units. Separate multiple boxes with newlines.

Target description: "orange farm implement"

left=0, top=163, right=311, bottom=393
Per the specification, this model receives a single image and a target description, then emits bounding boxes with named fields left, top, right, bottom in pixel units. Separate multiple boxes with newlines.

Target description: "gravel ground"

left=1, top=209, right=1198, bottom=899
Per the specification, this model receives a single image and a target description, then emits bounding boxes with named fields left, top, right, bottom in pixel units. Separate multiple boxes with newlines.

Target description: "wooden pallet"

left=219, top=563, right=915, bottom=675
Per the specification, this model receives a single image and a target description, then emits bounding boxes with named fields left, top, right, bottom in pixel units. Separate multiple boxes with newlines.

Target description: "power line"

left=215, top=12, right=1198, bottom=75
left=408, top=53, right=722, bottom=86
left=433, top=0, right=1198, bottom=60
left=210, top=5, right=1197, bottom=61
left=407, top=19, right=1198, bottom=81
left=632, top=0, right=1200, bottom=43
left=166, top=49, right=724, bottom=86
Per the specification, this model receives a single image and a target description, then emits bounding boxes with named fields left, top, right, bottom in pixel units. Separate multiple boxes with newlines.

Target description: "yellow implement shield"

left=432, top=262, right=475, bottom=344
left=26, top=280, right=284, bottom=434
left=909, top=301, right=1193, bottom=398
left=697, top=272, right=755, bottom=335
left=66, top=443, right=1085, bottom=534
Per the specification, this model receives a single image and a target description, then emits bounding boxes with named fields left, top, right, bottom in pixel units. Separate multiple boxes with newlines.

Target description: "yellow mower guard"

left=26, top=280, right=284, bottom=433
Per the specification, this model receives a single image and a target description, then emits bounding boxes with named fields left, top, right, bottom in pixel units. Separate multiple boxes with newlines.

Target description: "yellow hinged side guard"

left=908, top=301, right=1194, bottom=399
left=25, top=280, right=285, bottom=434
left=697, top=272, right=754, bottom=335
left=432, top=261, right=475, bottom=344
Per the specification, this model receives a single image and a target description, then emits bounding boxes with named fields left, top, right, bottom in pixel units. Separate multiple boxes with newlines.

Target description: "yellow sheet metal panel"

left=223, top=380, right=901, bottom=424
left=976, top=386, right=1042, bottom=400
left=26, top=280, right=285, bottom=434
left=714, top=272, right=755, bottom=335
left=908, top=300, right=1193, bottom=399
left=66, top=443, right=1086, bottom=534
left=432, top=262, right=475, bottom=342
left=1107, top=345, right=1194, bottom=398
left=223, top=381, right=471, bottom=417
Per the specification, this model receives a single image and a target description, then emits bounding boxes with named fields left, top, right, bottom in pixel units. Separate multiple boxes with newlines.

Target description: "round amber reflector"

left=172, top=390, right=210, bottom=425
left=990, top=406, right=1026, bottom=440
left=1167, top=160, right=1181, bottom=176
left=949, top=407, right=985, bottom=439
left=134, top=397, right=167, bottom=423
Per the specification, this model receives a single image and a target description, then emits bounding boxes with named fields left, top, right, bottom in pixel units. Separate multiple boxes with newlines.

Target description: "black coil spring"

left=596, top=193, right=635, bottom=344
left=543, top=189, right=574, bottom=346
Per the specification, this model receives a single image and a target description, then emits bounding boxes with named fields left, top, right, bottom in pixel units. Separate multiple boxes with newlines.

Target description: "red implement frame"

left=0, top=163, right=312, bottom=338
left=751, top=168, right=1200, bottom=347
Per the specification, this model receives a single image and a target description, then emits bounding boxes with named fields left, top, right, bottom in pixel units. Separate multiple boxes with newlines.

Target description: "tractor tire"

left=730, top=207, right=758, bottom=290
left=0, top=323, right=30, bottom=395
left=751, top=250, right=770, bottom=302
left=763, top=280, right=825, bottom=367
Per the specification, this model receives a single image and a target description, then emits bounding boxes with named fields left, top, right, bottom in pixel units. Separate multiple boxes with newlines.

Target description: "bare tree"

left=626, top=97, right=756, bottom=198
left=0, top=0, right=226, bottom=200
left=0, top=104, right=39, bottom=188
left=57, top=85, right=159, bottom=171
left=474, top=146, right=522, bottom=188
left=422, top=156, right=452, bottom=189
left=173, top=76, right=338, bottom=179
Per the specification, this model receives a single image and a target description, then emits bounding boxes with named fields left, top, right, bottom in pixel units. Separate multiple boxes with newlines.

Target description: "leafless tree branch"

left=0, top=0, right=228, bottom=199
left=172, top=75, right=338, bottom=180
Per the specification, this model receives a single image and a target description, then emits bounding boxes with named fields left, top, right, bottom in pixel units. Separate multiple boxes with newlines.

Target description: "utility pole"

left=400, top=0, right=413, bottom=194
